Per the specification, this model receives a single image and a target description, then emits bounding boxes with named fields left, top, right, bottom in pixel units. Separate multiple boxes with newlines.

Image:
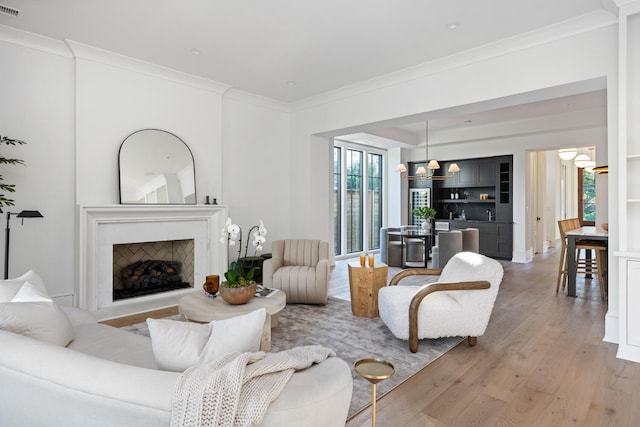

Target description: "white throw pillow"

left=0, top=301, right=75, bottom=346
left=0, top=270, right=49, bottom=302
left=11, top=281, right=51, bottom=302
left=147, top=308, right=266, bottom=372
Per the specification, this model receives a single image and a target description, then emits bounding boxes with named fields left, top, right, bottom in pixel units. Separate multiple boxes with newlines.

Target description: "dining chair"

left=380, top=227, right=402, bottom=267
left=556, top=219, right=607, bottom=298
left=401, top=225, right=426, bottom=263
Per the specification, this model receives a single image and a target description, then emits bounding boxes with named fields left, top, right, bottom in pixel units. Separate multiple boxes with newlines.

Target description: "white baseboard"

left=604, top=312, right=619, bottom=344
left=511, top=248, right=533, bottom=263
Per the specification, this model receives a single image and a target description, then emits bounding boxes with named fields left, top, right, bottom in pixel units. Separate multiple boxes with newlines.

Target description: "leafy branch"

left=0, top=135, right=27, bottom=211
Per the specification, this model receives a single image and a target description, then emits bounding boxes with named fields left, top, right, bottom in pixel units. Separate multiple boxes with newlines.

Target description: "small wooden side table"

left=347, top=262, right=388, bottom=318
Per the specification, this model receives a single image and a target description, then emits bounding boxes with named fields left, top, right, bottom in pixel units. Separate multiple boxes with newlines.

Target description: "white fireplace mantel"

left=77, top=204, right=227, bottom=319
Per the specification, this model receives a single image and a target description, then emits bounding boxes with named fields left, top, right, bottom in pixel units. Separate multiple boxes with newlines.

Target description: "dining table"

left=565, top=225, right=608, bottom=297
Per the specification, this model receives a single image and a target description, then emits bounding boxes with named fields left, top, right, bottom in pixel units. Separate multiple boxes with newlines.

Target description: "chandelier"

left=396, top=121, right=460, bottom=181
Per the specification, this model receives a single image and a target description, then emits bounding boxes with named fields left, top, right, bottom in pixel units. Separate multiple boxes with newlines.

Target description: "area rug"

left=123, top=297, right=462, bottom=418
left=269, top=298, right=462, bottom=417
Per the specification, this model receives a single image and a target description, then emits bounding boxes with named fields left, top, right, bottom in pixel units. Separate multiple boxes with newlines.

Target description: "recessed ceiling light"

left=286, top=81, right=297, bottom=86
left=190, top=49, right=202, bottom=55
left=446, top=22, right=459, bottom=30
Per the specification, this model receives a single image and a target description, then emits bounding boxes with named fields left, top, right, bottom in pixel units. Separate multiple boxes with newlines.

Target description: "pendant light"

left=396, top=121, right=460, bottom=181
left=558, top=148, right=577, bottom=160
left=574, top=147, right=592, bottom=168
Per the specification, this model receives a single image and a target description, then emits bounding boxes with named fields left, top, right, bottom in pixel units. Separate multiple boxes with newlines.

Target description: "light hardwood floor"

left=340, top=249, right=640, bottom=427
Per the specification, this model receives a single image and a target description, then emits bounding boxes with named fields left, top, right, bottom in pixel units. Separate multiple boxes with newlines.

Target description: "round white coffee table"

left=178, top=289, right=286, bottom=351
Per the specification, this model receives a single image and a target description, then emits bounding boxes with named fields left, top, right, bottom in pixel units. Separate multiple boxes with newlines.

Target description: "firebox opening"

left=115, top=259, right=190, bottom=300
left=113, top=239, right=194, bottom=301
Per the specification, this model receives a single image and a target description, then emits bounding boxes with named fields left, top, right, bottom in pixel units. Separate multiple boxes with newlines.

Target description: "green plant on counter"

left=412, top=207, right=437, bottom=221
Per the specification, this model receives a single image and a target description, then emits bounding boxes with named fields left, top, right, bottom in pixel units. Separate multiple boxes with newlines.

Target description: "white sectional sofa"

left=0, top=274, right=353, bottom=427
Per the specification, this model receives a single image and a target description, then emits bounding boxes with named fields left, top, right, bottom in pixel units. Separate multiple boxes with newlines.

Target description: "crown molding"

left=223, top=88, right=292, bottom=113
left=289, top=10, right=618, bottom=112
left=65, top=40, right=231, bottom=95
left=617, top=0, right=640, bottom=15
left=0, top=24, right=72, bottom=58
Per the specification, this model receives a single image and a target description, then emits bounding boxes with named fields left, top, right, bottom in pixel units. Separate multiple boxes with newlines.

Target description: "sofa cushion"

left=0, top=301, right=75, bottom=346
left=0, top=270, right=48, bottom=302
left=0, top=279, right=74, bottom=346
left=69, top=323, right=158, bottom=369
left=147, top=308, right=266, bottom=372
left=11, top=281, right=51, bottom=302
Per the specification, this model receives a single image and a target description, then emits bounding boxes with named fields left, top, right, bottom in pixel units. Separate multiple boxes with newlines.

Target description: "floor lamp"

left=4, top=210, right=43, bottom=280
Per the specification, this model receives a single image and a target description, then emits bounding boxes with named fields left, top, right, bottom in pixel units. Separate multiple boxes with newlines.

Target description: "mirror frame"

left=118, top=129, right=197, bottom=205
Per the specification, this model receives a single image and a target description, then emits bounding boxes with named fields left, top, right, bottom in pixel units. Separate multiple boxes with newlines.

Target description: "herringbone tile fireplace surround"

left=112, top=239, right=195, bottom=291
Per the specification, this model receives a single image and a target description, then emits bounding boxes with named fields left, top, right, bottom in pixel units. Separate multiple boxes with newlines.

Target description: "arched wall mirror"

left=119, top=129, right=196, bottom=204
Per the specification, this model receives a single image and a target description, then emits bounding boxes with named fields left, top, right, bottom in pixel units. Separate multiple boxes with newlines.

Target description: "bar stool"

left=556, top=219, right=607, bottom=298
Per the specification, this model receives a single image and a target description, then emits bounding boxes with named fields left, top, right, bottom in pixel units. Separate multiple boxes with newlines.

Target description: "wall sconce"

left=4, top=210, right=44, bottom=279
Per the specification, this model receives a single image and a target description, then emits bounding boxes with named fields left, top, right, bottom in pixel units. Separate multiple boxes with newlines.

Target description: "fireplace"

left=113, top=239, right=195, bottom=300
left=77, top=205, right=227, bottom=319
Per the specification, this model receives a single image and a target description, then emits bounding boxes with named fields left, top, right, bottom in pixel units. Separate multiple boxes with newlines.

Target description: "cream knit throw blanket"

left=170, top=345, right=335, bottom=427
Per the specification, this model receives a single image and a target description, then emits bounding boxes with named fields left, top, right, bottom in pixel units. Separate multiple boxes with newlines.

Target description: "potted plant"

left=219, top=218, right=267, bottom=304
left=0, top=135, right=26, bottom=213
left=412, top=206, right=437, bottom=232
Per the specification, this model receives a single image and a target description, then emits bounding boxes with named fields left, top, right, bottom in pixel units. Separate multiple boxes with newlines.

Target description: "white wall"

left=70, top=43, right=227, bottom=207
left=0, top=31, right=75, bottom=300
left=220, top=91, right=291, bottom=252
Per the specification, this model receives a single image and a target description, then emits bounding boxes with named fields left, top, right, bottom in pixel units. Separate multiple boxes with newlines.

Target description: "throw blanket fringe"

left=171, top=345, right=335, bottom=427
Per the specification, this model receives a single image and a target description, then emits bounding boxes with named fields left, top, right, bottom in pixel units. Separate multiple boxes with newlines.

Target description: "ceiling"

left=0, top=0, right=609, bottom=103
left=337, top=87, right=608, bottom=149
left=0, top=1, right=612, bottom=150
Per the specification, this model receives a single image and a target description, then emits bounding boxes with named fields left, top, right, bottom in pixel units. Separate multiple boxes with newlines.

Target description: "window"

left=333, top=147, right=342, bottom=255
left=333, top=143, right=385, bottom=257
left=578, top=168, right=596, bottom=225
left=367, top=153, right=383, bottom=250
left=345, top=149, right=363, bottom=254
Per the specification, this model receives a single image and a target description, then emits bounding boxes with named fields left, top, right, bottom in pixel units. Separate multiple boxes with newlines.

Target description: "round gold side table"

left=354, top=358, right=395, bottom=427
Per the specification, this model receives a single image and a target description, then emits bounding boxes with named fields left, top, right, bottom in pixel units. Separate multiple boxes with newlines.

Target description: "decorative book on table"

left=255, top=286, right=276, bottom=298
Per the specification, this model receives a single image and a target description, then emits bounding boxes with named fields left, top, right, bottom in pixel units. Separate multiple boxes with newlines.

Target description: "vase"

left=220, top=283, right=257, bottom=305
left=238, top=256, right=265, bottom=282
left=202, top=275, right=219, bottom=297
left=421, top=221, right=431, bottom=233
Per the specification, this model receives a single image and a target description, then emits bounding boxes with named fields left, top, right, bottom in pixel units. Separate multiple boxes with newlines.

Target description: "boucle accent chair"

left=378, top=252, right=504, bottom=352
left=262, top=239, right=330, bottom=304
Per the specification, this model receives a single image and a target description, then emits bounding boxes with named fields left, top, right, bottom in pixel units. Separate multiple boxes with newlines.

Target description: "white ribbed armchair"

left=263, top=239, right=330, bottom=304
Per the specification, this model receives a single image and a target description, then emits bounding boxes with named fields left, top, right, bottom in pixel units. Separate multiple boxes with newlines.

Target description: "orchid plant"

left=219, top=218, right=267, bottom=287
